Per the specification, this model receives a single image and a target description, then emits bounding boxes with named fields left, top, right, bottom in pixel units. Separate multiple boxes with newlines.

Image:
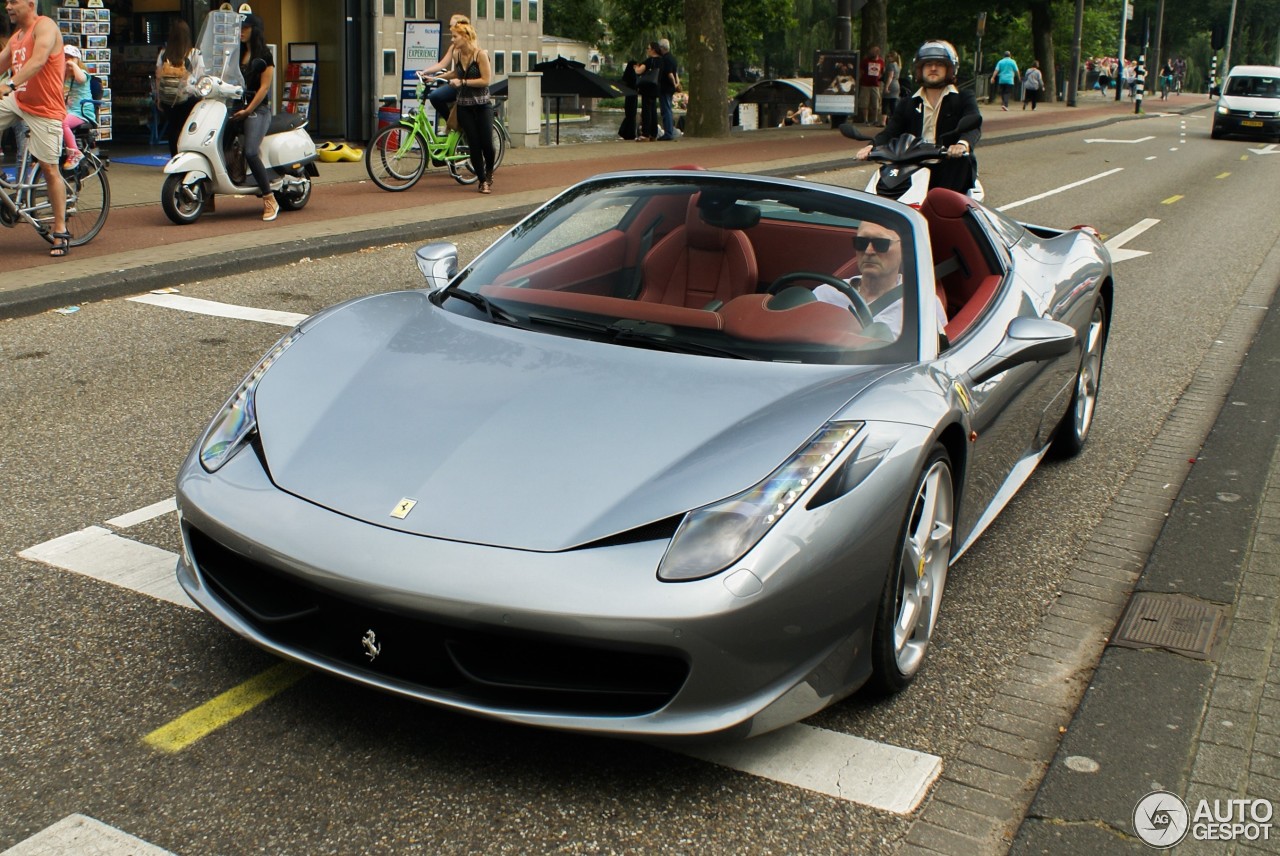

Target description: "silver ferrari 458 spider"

left=176, top=171, right=1111, bottom=738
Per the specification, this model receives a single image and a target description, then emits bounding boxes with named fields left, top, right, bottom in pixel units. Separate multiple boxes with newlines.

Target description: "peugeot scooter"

left=840, top=114, right=984, bottom=206
left=160, top=7, right=317, bottom=225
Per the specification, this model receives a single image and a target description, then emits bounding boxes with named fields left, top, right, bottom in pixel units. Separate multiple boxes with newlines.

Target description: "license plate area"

left=1242, top=120, right=1264, bottom=127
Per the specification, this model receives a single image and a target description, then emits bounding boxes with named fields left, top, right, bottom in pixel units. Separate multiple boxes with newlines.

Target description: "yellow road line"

left=143, top=662, right=309, bottom=753
left=1162, top=195, right=1184, bottom=205
left=1216, top=172, right=1231, bottom=179
left=1241, top=154, right=1249, bottom=160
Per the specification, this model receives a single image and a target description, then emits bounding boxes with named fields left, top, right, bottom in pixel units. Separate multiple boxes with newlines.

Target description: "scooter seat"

left=268, top=112, right=309, bottom=135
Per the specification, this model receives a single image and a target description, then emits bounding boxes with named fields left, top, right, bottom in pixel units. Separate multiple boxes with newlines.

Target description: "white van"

left=1212, top=65, right=1280, bottom=140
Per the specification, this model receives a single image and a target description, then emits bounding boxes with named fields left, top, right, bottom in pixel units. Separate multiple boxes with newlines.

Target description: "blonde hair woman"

left=418, top=14, right=470, bottom=120
left=446, top=22, right=496, bottom=193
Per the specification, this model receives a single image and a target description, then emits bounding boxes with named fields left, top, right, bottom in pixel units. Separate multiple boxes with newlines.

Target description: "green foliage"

left=544, top=0, right=607, bottom=45
left=601, top=0, right=792, bottom=70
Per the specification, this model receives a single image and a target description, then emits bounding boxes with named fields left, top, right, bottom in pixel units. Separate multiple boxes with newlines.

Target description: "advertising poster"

left=813, top=50, right=860, bottom=116
left=401, top=20, right=443, bottom=117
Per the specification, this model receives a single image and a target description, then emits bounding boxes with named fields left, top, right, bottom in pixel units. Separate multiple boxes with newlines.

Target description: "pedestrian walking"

left=882, top=51, right=901, bottom=123
left=656, top=38, right=680, bottom=141
left=1022, top=60, right=1043, bottom=111
left=991, top=50, right=1019, bottom=111
left=446, top=21, right=496, bottom=194
left=155, top=19, right=203, bottom=157
left=858, top=45, right=884, bottom=125
left=632, top=43, right=661, bottom=141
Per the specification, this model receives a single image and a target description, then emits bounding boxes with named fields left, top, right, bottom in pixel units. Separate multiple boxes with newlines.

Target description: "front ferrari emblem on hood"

left=361, top=629, right=382, bottom=661
left=390, top=497, right=417, bottom=519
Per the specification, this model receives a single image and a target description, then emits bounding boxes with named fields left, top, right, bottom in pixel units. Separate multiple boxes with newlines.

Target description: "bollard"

left=1208, top=55, right=1218, bottom=98
left=1134, top=54, right=1145, bottom=113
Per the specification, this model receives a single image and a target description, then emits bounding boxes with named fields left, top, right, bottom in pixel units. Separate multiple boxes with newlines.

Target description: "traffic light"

left=1211, top=22, right=1225, bottom=51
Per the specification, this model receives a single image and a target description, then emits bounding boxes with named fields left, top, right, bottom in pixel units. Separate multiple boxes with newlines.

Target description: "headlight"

left=1217, top=104, right=1228, bottom=114
left=199, top=331, right=300, bottom=472
left=658, top=422, right=863, bottom=581
left=196, top=76, right=215, bottom=97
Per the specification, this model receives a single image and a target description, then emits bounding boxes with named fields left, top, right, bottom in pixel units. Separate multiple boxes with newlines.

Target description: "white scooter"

left=840, top=114, right=984, bottom=205
left=160, top=7, right=317, bottom=225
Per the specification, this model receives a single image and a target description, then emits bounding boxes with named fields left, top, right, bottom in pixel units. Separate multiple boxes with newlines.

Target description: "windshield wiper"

left=439, top=287, right=523, bottom=326
left=527, top=313, right=759, bottom=360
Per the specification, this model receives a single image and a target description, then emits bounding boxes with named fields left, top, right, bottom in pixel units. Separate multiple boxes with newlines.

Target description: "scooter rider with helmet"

left=854, top=40, right=981, bottom=196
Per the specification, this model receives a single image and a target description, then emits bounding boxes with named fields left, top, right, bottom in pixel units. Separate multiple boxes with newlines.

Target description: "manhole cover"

left=1111, top=593, right=1225, bottom=659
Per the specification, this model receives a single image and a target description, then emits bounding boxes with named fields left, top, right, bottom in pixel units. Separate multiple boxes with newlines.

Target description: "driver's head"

left=853, top=221, right=903, bottom=285
left=914, top=40, right=958, bottom=88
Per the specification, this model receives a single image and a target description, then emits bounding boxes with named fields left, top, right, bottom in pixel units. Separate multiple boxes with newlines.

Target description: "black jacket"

left=873, top=88, right=981, bottom=194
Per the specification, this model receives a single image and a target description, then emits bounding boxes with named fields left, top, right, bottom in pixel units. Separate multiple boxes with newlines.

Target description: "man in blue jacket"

left=990, top=50, right=1020, bottom=110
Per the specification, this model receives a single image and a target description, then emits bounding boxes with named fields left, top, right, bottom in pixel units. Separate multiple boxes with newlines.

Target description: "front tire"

left=161, top=173, right=208, bottom=225
left=365, top=125, right=426, bottom=191
left=867, top=445, right=955, bottom=696
left=1051, top=301, right=1107, bottom=457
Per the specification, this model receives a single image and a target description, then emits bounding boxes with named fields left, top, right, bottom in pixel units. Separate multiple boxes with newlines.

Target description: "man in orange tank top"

left=1, top=0, right=70, bottom=256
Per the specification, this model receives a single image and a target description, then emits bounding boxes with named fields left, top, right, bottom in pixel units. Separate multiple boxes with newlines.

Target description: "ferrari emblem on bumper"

left=361, top=629, right=382, bottom=661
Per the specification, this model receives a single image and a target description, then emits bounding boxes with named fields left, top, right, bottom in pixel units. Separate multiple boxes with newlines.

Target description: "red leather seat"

left=639, top=196, right=759, bottom=309
left=919, top=187, right=1002, bottom=339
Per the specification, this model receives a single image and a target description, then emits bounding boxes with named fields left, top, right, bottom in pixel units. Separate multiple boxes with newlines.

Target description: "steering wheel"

left=766, top=272, right=874, bottom=328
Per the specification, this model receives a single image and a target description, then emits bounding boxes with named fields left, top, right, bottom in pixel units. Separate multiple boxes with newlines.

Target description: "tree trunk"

left=684, top=0, right=730, bottom=137
left=859, top=0, right=887, bottom=55
left=1029, top=0, right=1057, bottom=103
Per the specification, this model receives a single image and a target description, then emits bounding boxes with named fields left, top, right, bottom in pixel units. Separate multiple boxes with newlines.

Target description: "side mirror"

left=966, top=316, right=1075, bottom=385
left=415, top=242, right=458, bottom=291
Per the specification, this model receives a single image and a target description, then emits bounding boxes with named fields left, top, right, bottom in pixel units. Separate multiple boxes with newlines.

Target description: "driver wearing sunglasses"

left=813, top=221, right=948, bottom=337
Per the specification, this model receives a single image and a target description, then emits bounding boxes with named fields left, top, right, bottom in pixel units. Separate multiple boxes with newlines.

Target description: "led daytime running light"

left=659, top=422, right=862, bottom=581
left=199, top=332, right=299, bottom=472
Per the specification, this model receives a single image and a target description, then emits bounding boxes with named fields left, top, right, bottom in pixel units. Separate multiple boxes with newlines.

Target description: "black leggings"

left=456, top=101, right=495, bottom=182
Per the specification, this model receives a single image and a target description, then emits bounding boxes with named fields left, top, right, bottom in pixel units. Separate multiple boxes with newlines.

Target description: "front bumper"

left=174, top=428, right=925, bottom=738
left=1214, top=112, right=1280, bottom=137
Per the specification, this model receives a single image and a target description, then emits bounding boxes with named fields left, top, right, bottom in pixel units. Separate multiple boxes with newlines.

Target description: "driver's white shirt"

left=813, top=278, right=948, bottom=337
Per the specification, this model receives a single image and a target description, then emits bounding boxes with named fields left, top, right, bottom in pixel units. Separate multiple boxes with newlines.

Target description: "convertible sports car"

left=175, top=171, right=1112, bottom=738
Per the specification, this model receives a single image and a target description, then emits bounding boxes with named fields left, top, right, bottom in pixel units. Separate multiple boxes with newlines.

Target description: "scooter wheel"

left=161, top=173, right=208, bottom=225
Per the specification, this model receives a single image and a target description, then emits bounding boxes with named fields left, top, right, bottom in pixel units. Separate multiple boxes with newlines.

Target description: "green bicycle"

left=365, top=77, right=508, bottom=191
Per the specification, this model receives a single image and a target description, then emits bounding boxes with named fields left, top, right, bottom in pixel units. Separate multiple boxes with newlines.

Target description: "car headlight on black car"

left=658, top=422, right=863, bottom=581
left=199, top=331, right=300, bottom=472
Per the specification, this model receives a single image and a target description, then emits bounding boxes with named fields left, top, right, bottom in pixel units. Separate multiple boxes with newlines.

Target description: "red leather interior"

left=639, top=196, right=759, bottom=308
left=720, top=294, right=873, bottom=347
left=751, top=220, right=861, bottom=284
left=494, top=229, right=627, bottom=296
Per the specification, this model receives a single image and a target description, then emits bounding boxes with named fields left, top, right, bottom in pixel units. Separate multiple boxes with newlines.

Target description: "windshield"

left=1226, top=74, right=1279, bottom=98
left=194, top=7, right=245, bottom=88
left=445, top=175, right=926, bottom=365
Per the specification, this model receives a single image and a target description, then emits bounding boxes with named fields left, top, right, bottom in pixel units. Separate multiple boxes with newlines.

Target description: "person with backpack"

left=155, top=19, right=203, bottom=157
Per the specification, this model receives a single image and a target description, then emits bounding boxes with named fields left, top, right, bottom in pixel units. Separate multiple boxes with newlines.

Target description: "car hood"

left=253, top=292, right=890, bottom=551
left=1220, top=94, right=1280, bottom=112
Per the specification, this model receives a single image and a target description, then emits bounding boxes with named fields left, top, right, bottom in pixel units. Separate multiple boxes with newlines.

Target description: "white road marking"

left=679, top=723, right=941, bottom=813
left=1083, top=135, right=1155, bottom=143
left=1248, top=143, right=1280, bottom=155
left=19, top=527, right=194, bottom=610
left=127, top=293, right=306, bottom=327
left=106, top=497, right=176, bottom=529
left=1146, top=156, right=1159, bottom=160
left=1104, top=218, right=1161, bottom=263
left=997, top=168, right=1125, bottom=212
left=1, top=814, right=175, bottom=856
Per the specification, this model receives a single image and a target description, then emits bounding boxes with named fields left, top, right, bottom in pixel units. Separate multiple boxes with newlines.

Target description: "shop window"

left=512, top=0, right=520, bottom=21
left=528, top=0, right=537, bottom=21
left=494, top=51, right=505, bottom=74
left=383, top=50, right=397, bottom=76
left=511, top=52, right=521, bottom=72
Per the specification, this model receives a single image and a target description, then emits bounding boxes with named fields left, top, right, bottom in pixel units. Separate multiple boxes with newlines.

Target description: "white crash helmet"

left=914, top=40, right=959, bottom=85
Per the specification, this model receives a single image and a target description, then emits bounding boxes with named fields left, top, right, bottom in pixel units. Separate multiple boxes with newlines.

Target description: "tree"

left=685, top=0, right=731, bottom=136
left=543, top=0, right=606, bottom=45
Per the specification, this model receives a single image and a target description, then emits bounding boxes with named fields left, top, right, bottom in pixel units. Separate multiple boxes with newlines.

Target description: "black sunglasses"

left=854, top=235, right=899, bottom=253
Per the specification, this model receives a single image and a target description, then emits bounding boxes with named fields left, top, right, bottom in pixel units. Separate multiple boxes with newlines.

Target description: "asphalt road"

left=2, top=113, right=1278, bottom=855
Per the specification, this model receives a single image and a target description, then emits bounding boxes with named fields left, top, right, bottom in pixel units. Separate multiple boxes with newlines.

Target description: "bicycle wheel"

left=451, top=120, right=506, bottom=185
left=365, top=124, right=427, bottom=191
left=65, top=160, right=110, bottom=246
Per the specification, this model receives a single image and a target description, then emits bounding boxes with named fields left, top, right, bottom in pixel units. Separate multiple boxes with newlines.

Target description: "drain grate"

left=1111, top=592, right=1225, bottom=660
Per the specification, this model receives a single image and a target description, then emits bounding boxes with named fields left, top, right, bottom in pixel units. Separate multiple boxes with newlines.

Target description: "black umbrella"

left=532, top=56, right=635, bottom=144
